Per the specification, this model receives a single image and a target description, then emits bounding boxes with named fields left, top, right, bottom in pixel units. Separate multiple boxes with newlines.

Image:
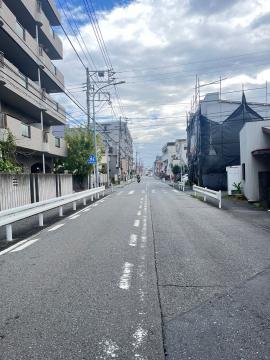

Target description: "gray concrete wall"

left=0, top=173, right=73, bottom=210
left=0, top=174, right=31, bottom=211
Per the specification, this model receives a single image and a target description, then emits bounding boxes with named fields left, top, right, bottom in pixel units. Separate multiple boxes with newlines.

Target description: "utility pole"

left=91, top=78, right=125, bottom=187
left=106, top=140, right=110, bottom=187
left=86, top=67, right=91, bottom=131
left=86, top=67, right=93, bottom=188
left=118, top=116, right=122, bottom=182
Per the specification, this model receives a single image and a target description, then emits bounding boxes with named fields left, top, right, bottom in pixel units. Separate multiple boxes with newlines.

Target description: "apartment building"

left=160, top=139, right=187, bottom=177
left=98, top=120, right=133, bottom=181
left=0, top=0, right=66, bottom=173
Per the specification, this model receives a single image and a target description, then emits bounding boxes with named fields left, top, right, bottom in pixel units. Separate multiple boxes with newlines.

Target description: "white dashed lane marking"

left=129, top=234, right=137, bottom=247
left=128, top=190, right=135, bottom=195
left=134, top=219, right=140, bottom=227
left=119, top=262, right=134, bottom=290
left=151, top=189, right=156, bottom=194
left=48, top=223, right=65, bottom=232
left=137, top=210, right=142, bottom=216
left=69, top=214, right=81, bottom=220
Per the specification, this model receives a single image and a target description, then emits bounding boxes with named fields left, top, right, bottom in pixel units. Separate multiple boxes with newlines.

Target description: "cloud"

left=54, top=0, right=270, bottom=166
left=187, top=0, right=241, bottom=15
left=252, top=12, right=270, bottom=28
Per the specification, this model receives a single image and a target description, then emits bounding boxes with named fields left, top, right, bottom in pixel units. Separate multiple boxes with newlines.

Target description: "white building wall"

left=240, top=120, right=270, bottom=201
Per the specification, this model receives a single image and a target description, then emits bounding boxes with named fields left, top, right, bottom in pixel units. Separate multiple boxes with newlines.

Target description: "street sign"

left=87, top=154, right=96, bottom=165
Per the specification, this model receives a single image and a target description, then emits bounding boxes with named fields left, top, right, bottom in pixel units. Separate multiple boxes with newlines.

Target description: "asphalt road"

left=0, top=177, right=270, bottom=359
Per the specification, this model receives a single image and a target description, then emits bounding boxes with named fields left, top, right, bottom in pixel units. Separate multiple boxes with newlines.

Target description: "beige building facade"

left=0, top=0, right=66, bottom=173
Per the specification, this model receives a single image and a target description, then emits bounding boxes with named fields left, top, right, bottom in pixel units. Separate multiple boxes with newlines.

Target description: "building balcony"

left=37, top=3, right=63, bottom=60
left=0, top=114, right=66, bottom=158
left=0, top=0, right=64, bottom=92
left=0, top=54, right=65, bottom=125
left=41, top=0, right=61, bottom=26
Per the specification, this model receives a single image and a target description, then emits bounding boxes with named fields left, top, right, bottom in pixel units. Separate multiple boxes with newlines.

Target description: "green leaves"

left=232, top=181, right=242, bottom=194
left=63, top=128, right=104, bottom=177
left=172, top=165, right=181, bottom=175
left=0, top=129, right=22, bottom=174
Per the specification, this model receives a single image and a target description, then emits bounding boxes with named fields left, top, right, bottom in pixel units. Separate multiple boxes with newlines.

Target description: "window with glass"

left=55, top=137, right=61, bottom=148
left=21, top=123, right=31, bottom=138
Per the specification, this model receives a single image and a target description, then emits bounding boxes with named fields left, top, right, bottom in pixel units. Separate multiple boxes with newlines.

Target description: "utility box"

left=226, top=166, right=242, bottom=195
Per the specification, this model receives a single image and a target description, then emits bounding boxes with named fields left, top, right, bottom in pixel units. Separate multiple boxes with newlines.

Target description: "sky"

left=53, top=0, right=270, bottom=167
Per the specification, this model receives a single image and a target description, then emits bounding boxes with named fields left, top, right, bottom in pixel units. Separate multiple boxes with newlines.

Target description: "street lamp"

left=92, top=81, right=125, bottom=187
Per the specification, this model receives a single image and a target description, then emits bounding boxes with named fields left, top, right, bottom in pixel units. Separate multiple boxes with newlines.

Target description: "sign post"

left=88, top=155, right=97, bottom=190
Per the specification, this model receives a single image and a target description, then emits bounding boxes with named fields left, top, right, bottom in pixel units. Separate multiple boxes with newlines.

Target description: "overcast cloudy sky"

left=54, top=0, right=270, bottom=166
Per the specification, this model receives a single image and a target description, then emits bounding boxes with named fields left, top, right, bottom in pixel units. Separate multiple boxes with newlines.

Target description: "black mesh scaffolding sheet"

left=187, top=93, right=265, bottom=190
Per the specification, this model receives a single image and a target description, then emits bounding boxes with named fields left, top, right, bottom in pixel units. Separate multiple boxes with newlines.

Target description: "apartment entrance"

left=31, top=163, right=51, bottom=173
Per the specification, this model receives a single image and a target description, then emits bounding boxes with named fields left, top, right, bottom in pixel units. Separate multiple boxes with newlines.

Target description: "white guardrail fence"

left=193, top=185, right=222, bottom=209
left=0, top=186, right=105, bottom=241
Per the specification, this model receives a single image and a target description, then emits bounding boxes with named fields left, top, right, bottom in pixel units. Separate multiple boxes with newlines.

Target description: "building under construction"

left=187, top=92, right=270, bottom=189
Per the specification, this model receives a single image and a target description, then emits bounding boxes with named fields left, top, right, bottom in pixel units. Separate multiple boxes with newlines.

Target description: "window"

left=55, top=137, right=60, bottom=148
left=21, top=123, right=31, bottom=138
left=242, top=163, right=246, bottom=181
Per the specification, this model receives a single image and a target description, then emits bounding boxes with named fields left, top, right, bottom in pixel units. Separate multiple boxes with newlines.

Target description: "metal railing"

left=193, top=185, right=222, bottom=209
left=0, top=186, right=105, bottom=241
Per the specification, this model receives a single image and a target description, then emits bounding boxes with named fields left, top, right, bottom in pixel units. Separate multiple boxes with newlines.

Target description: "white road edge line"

left=119, top=262, right=134, bottom=290
left=0, top=239, right=29, bottom=256
left=11, top=239, right=39, bottom=252
left=48, top=223, right=65, bottom=232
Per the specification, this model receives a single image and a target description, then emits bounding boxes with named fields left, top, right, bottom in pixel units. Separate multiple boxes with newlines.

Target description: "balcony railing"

left=1, top=114, right=66, bottom=157
left=0, top=54, right=65, bottom=123
left=0, top=0, right=64, bottom=89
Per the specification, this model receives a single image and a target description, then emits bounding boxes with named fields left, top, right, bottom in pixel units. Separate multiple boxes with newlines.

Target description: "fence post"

left=204, top=187, right=207, bottom=202
left=38, top=213, right=44, bottom=226
left=59, top=206, right=63, bottom=217
left=73, top=201, right=76, bottom=211
left=83, top=198, right=86, bottom=206
left=6, top=224, right=13, bottom=241
left=219, top=191, right=222, bottom=209
left=183, top=183, right=185, bottom=192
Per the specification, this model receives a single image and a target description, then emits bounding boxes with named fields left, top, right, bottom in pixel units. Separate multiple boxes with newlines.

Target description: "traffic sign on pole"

left=87, top=154, right=97, bottom=165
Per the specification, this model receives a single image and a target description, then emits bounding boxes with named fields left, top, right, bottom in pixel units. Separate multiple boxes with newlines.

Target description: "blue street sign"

left=87, top=154, right=96, bottom=165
